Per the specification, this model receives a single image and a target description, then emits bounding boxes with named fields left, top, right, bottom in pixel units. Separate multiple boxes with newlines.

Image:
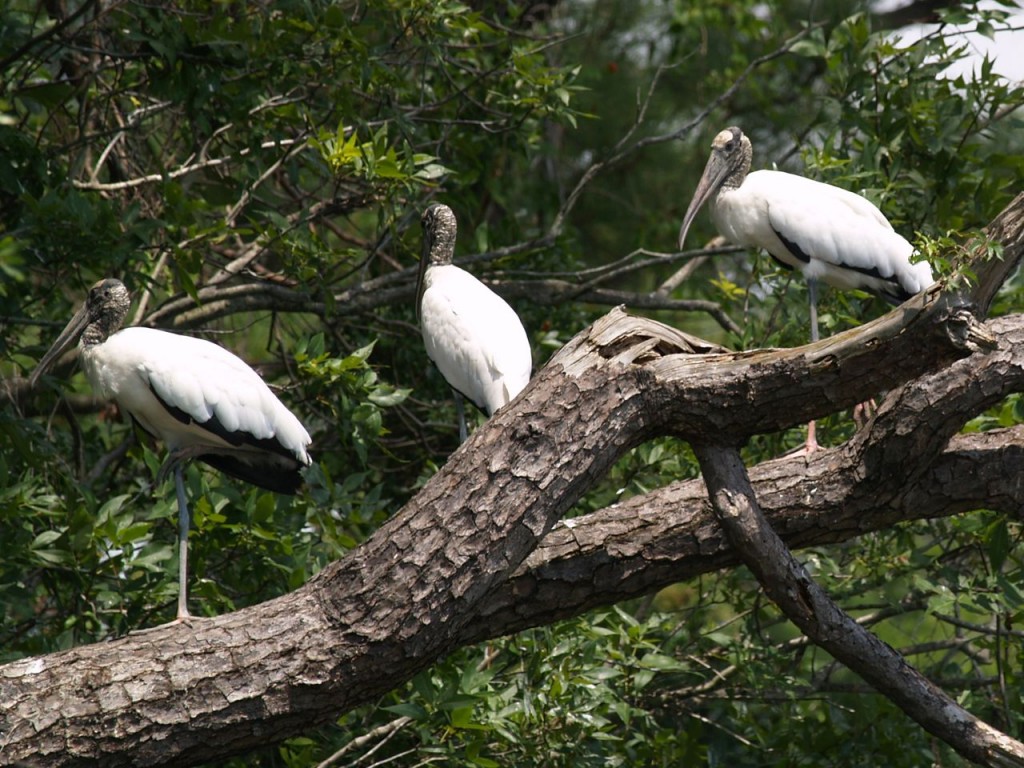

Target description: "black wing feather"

left=773, top=227, right=910, bottom=305
left=149, top=384, right=306, bottom=494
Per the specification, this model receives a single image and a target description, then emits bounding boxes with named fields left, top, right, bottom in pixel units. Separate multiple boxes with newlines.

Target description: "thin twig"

left=548, top=27, right=816, bottom=238
left=315, top=716, right=413, bottom=768
left=71, top=138, right=305, bottom=191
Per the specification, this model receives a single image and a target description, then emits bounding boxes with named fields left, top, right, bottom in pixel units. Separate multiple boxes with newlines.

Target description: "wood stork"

left=678, top=126, right=934, bottom=451
left=416, top=203, right=532, bottom=443
left=30, top=278, right=312, bottom=621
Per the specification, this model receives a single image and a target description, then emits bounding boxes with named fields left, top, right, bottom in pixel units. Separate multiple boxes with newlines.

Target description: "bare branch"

left=71, top=138, right=307, bottom=191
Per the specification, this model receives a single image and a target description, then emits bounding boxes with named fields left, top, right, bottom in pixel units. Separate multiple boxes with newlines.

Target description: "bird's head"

left=84, top=279, right=131, bottom=333
left=677, top=126, right=753, bottom=250
left=416, top=204, right=459, bottom=320
left=29, top=278, right=131, bottom=387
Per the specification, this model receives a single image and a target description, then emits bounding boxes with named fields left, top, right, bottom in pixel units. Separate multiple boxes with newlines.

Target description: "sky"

left=878, top=0, right=1024, bottom=82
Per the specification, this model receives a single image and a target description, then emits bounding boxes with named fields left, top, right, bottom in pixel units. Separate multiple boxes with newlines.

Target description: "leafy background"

left=2, top=0, right=1023, bottom=765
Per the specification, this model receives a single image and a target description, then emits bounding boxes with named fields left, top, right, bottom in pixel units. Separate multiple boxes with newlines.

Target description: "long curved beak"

left=414, top=227, right=431, bottom=323
left=678, top=152, right=730, bottom=250
left=29, top=305, right=89, bottom=387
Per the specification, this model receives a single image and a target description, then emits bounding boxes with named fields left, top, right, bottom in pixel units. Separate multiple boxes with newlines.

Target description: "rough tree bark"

left=1, top=193, right=1022, bottom=767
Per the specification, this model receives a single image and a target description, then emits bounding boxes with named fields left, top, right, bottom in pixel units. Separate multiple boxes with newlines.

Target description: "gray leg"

left=808, top=277, right=820, bottom=343
left=454, top=390, right=468, bottom=444
left=174, top=464, right=192, bottom=620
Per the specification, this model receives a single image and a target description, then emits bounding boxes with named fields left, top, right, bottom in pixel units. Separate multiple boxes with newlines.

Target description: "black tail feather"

left=198, top=453, right=305, bottom=495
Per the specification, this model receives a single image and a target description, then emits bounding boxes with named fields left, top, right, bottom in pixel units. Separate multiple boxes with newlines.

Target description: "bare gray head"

left=30, top=278, right=131, bottom=387
left=678, top=126, right=753, bottom=250
left=421, top=203, right=458, bottom=267
left=416, top=203, right=459, bottom=319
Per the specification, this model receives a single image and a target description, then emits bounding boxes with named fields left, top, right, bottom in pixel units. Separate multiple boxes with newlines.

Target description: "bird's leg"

left=174, top=463, right=192, bottom=621
left=810, top=278, right=878, bottom=435
left=128, top=457, right=197, bottom=633
left=155, top=444, right=206, bottom=486
left=804, top=420, right=820, bottom=453
left=808, top=278, right=820, bottom=345
left=454, top=390, right=468, bottom=444
left=804, top=278, right=820, bottom=454
left=154, top=449, right=200, bottom=623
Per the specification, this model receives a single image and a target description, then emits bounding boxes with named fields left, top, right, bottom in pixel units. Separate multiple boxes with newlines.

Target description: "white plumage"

left=679, top=127, right=934, bottom=312
left=417, top=204, right=532, bottom=442
left=31, top=278, right=311, bottom=620
left=706, top=167, right=933, bottom=301
left=678, top=126, right=934, bottom=450
left=84, top=327, right=311, bottom=474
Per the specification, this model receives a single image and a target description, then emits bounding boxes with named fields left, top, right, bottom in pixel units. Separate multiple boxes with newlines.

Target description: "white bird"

left=30, top=278, right=312, bottom=621
left=416, top=203, right=532, bottom=443
left=678, top=126, right=934, bottom=451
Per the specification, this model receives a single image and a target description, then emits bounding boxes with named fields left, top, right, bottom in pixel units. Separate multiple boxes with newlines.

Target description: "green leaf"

left=31, top=529, right=64, bottom=548
left=986, top=519, right=1010, bottom=571
left=383, top=702, right=429, bottom=721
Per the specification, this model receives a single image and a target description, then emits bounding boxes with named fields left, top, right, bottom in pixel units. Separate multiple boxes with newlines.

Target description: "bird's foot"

left=128, top=613, right=202, bottom=636
left=783, top=441, right=819, bottom=458
left=852, top=399, right=877, bottom=430
left=781, top=422, right=820, bottom=458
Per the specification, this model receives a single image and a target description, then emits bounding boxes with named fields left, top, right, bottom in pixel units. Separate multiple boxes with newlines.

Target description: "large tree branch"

left=0, top=294, right=1001, bottom=766
left=466, top=284, right=1024, bottom=635
left=2, top=196, right=1021, bottom=766
left=465, top=425, right=1024, bottom=644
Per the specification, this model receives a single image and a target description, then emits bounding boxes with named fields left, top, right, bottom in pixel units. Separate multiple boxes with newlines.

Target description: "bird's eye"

left=724, top=140, right=735, bottom=151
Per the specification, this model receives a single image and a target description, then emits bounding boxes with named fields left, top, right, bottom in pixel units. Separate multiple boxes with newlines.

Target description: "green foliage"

left=311, top=123, right=451, bottom=187
left=576, top=437, right=699, bottom=514
left=2, top=0, right=1023, bottom=764
left=318, top=610, right=703, bottom=766
left=797, top=11, right=1024, bottom=236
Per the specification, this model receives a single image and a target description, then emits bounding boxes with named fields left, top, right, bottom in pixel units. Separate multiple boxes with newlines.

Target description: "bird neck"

left=427, top=211, right=458, bottom=266
left=721, top=136, right=753, bottom=192
left=79, top=320, right=110, bottom=349
left=81, top=304, right=126, bottom=349
left=429, top=235, right=456, bottom=267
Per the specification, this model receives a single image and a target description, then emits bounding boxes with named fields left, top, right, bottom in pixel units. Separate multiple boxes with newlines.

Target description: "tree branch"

left=69, top=138, right=307, bottom=191
left=0, top=287, right=1003, bottom=766
left=973, top=191, right=1024, bottom=314
left=692, top=443, right=1024, bottom=767
left=467, top=421, right=1024, bottom=643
